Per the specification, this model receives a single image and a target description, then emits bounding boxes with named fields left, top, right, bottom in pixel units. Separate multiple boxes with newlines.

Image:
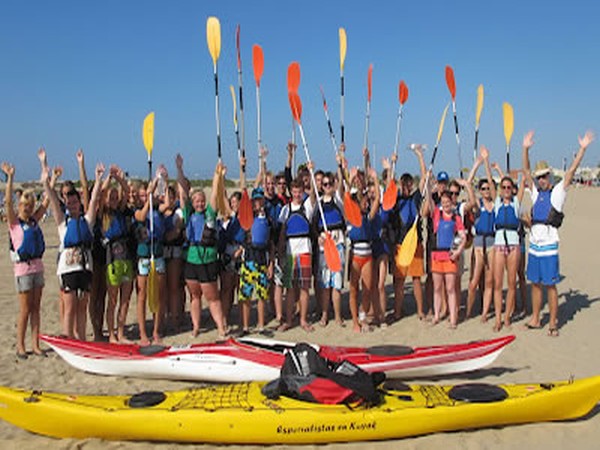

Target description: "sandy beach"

left=0, top=187, right=598, bottom=450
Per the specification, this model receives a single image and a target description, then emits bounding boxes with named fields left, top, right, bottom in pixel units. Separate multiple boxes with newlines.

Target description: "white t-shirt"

left=529, top=180, right=566, bottom=247
left=278, top=197, right=315, bottom=256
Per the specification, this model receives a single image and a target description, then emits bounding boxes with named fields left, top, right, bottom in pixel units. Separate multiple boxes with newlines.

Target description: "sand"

left=0, top=187, right=599, bottom=449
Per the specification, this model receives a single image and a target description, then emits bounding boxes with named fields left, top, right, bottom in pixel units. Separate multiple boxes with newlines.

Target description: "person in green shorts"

left=99, top=165, right=134, bottom=343
left=176, top=154, right=226, bottom=338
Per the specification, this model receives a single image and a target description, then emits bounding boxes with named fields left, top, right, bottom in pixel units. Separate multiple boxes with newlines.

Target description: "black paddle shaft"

left=214, top=72, right=222, bottom=160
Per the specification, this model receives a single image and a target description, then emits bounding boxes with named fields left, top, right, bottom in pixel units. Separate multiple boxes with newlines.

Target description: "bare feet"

left=493, top=322, right=503, bottom=332
left=301, top=323, right=315, bottom=333
left=277, top=322, right=291, bottom=332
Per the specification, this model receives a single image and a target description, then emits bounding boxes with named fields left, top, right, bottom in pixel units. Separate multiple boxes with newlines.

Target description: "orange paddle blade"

left=367, top=64, right=373, bottom=102
left=343, top=191, right=362, bottom=228
left=323, top=233, right=342, bottom=273
left=396, top=222, right=418, bottom=267
left=235, top=25, right=241, bottom=70
left=399, top=80, right=409, bottom=105
left=252, top=44, right=264, bottom=86
left=382, top=179, right=398, bottom=211
left=445, top=65, right=456, bottom=100
left=238, top=189, right=254, bottom=231
left=288, top=91, right=302, bottom=123
left=287, top=62, right=300, bottom=93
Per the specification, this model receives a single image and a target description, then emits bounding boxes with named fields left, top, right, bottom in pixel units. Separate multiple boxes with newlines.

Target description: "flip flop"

left=548, top=327, right=559, bottom=337
left=524, top=323, right=543, bottom=330
left=16, top=352, right=28, bottom=360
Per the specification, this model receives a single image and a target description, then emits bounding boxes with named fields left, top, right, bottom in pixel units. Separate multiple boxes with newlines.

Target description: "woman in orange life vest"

left=466, top=147, right=497, bottom=320
left=423, top=178, right=467, bottom=328
left=2, top=160, right=50, bottom=358
left=491, top=169, right=526, bottom=332
left=347, top=166, right=380, bottom=333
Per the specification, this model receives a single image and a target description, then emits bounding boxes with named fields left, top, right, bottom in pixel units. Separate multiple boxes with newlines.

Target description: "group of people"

left=2, top=129, right=594, bottom=357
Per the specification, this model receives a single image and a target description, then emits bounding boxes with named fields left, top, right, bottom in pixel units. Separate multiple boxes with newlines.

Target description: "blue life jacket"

left=103, top=212, right=128, bottom=242
left=186, top=210, right=217, bottom=247
left=229, top=215, right=246, bottom=244
left=148, top=209, right=165, bottom=242
left=434, top=212, right=456, bottom=251
left=315, top=199, right=345, bottom=232
left=495, top=201, right=519, bottom=231
left=265, top=196, right=283, bottom=225
left=10, top=218, right=45, bottom=262
left=475, top=199, right=495, bottom=236
left=348, top=213, right=372, bottom=242
left=531, top=187, right=564, bottom=228
left=285, top=206, right=311, bottom=238
left=250, top=214, right=270, bottom=249
left=63, top=216, right=94, bottom=249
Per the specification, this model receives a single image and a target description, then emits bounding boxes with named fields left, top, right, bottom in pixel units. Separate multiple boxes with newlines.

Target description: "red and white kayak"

left=40, top=334, right=514, bottom=383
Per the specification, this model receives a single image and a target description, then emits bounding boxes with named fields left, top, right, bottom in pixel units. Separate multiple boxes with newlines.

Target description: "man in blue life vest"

left=522, top=130, right=595, bottom=336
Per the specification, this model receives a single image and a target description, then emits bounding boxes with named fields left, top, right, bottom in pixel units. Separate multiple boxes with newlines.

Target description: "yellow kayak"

left=0, top=376, right=599, bottom=444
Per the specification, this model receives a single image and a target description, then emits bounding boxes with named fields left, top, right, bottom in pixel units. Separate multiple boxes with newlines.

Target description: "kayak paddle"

left=382, top=80, right=409, bottom=211
left=503, top=102, right=514, bottom=172
left=339, top=27, right=347, bottom=144
left=231, top=84, right=253, bottom=231
left=445, top=65, right=464, bottom=178
left=288, top=90, right=342, bottom=273
left=396, top=103, right=449, bottom=268
left=474, top=84, right=484, bottom=164
left=318, top=85, right=362, bottom=228
left=142, top=111, right=159, bottom=314
left=252, top=44, right=264, bottom=161
left=363, top=64, right=373, bottom=151
left=206, top=16, right=226, bottom=215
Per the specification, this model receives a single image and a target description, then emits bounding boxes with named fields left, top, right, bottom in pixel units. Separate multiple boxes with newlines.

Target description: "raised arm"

left=1, top=163, right=17, bottom=225
left=367, top=167, right=380, bottom=220
left=363, top=147, right=371, bottom=173
left=480, top=147, right=496, bottom=200
left=77, top=149, right=90, bottom=212
left=85, top=163, right=106, bottom=226
left=412, top=145, right=427, bottom=192
left=111, top=166, right=130, bottom=209
left=516, top=171, right=526, bottom=203
left=254, top=146, right=267, bottom=189
left=564, top=131, right=595, bottom=189
left=491, top=161, right=505, bottom=180
left=175, top=153, right=189, bottom=202
left=42, top=165, right=65, bottom=225
left=134, top=179, right=155, bottom=222
left=284, top=142, right=295, bottom=188
left=209, top=162, right=222, bottom=212
left=521, top=131, right=535, bottom=188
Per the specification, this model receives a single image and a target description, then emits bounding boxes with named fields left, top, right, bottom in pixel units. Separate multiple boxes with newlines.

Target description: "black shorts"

left=184, top=261, right=220, bottom=283
left=60, top=270, right=92, bottom=293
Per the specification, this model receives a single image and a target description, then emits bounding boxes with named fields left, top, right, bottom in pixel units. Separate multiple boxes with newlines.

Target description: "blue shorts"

left=137, top=257, right=166, bottom=276
left=318, top=245, right=345, bottom=290
left=527, top=253, right=560, bottom=286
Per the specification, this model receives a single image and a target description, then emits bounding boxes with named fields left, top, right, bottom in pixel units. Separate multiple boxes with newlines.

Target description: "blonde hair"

left=19, top=189, right=36, bottom=206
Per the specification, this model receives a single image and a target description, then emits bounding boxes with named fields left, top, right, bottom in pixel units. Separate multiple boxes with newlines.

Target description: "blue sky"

left=1, top=0, right=598, bottom=181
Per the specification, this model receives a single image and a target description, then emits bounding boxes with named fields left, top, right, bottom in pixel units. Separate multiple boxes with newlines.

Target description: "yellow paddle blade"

left=503, top=102, right=514, bottom=147
left=206, top=16, right=221, bottom=66
left=142, top=112, right=155, bottom=156
left=396, top=222, right=418, bottom=267
left=476, top=84, right=484, bottom=127
left=339, top=28, right=347, bottom=71
left=437, top=103, right=450, bottom=145
left=216, top=172, right=227, bottom=216
left=229, top=85, right=237, bottom=128
left=148, top=260, right=159, bottom=314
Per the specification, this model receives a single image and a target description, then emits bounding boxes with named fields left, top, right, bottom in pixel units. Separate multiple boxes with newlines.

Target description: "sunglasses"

left=322, top=182, right=332, bottom=187
left=480, top=186, right=490, bottom=191
left=536, top=173, right=549, bottom=180
left=450, top=191, right=460, bottom=196
left=501, top=185, right=513, bottom=190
